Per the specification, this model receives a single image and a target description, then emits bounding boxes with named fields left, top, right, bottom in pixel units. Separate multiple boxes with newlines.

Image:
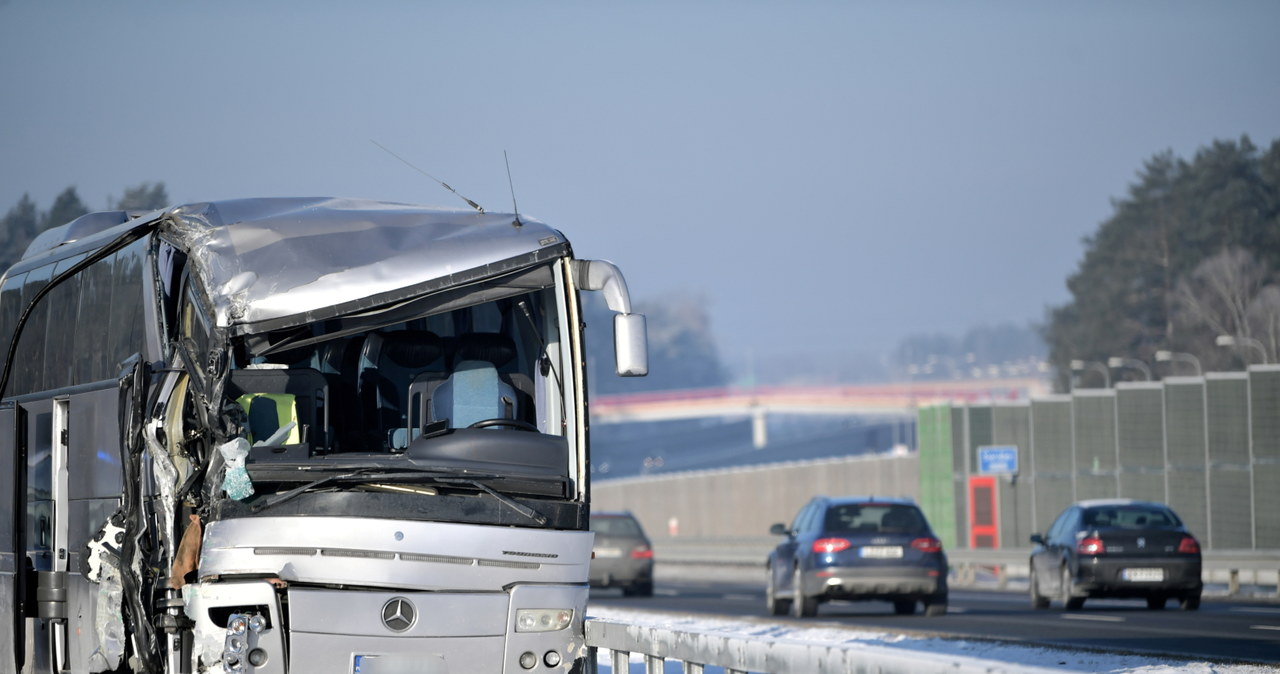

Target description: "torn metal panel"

left=162, top=198, right=570, bottom=334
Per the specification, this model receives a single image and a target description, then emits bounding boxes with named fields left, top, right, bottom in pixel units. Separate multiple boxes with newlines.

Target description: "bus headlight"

left=514, top=608, right=572, bottom=632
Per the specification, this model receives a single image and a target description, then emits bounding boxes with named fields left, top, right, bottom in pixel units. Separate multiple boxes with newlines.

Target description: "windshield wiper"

left=435, top=476, right=548, bottom=526
left=248, top=466, right=548, bottom=525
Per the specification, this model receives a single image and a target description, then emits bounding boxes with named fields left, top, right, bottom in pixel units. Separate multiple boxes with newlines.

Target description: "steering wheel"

left=467, top=418, right=539, bottom=432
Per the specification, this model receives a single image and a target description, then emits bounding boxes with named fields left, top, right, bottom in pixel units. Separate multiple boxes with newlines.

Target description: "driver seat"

left=432, top=359, right=516, bottom=428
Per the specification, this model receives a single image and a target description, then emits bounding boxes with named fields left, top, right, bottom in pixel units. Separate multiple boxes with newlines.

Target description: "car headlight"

left=515, top=608, right=573, bottom=633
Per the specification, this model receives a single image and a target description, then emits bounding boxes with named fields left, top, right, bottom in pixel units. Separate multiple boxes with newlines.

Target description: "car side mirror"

left=1029, top=533, right=1045, bottom=545
left=769, top=523, right=789, bottom=536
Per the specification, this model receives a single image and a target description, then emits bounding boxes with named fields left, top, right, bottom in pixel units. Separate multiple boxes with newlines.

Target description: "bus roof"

left=165, top=197, right=571, bottom=333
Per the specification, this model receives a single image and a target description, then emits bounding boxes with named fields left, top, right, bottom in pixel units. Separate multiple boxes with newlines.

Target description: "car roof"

left=1076, top=498, right=1169, bottom=509
left=820, top=496, right=917, bottom=506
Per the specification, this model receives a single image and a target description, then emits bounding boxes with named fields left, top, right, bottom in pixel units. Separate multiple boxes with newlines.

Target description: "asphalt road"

left=589, top=579, right=1280, bottom=665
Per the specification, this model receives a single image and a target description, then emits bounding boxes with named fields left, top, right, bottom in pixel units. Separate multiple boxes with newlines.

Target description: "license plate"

left=859, top=546, right=903, bottom=559
left=594, top=547, right=622, bottom=558
left=1121, top=568, right=1164, bottom=582
left=354, top=654, right=446, bottom=673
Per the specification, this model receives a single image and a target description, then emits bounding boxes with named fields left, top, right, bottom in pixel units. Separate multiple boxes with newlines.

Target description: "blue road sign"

left=978, top=445, right=1019, bottom=474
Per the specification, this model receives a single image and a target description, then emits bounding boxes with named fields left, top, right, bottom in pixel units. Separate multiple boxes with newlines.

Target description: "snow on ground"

left=586, top=606, right=1277, bottom=674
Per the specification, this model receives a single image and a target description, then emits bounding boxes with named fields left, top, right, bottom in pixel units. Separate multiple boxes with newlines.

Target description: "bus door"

left=18, top=397, right=63, bottom=673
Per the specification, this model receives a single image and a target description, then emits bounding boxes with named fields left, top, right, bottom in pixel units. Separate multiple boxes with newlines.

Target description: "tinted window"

left=0, top=272, right=26, bottom=390
left=42, top=255, right=85, bottom=391
left=1083, top=505, right=1179, bottom=529
left=107, top=241, right=146, bottom=370
left=793, top=501, right=819, bottom=533
left=13, top=265, right=52, bottom=396
left=74, top=255, right=115, bottom=382
left=824, top=503, right=927, bottom=534
left=591, top=516, right=644, bottom=537
left=1049, top=507, right=1082, bottom=543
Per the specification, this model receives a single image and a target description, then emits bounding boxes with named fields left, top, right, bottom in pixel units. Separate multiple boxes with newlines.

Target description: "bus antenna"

left=504, top=150, right=523, bottom=228
left=371, top=140, right=485, bottom=214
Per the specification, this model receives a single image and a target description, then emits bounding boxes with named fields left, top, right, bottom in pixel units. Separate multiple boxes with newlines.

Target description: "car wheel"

left=630, top=581, right=653, bottom=597
left=792, top=568, right=818, bottom=618
left=766, top=566, right=791, bottom=616
left=922, top=594, right=947, bottom=617
left=1061, top=566, right=1084, bottom=610
left=1029, top=563, right=1050, bottom=609
left=893, top=599, right=916, bottom=615
left=1179, top=594, right=1201, bottom=611
left=1146, top=595, right=1167, bottom=610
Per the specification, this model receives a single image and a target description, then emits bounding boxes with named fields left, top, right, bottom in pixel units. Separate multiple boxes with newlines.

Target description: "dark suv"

left=589, top=511, right=655, bottom=596
left=767, top=496, right=948, bottom=617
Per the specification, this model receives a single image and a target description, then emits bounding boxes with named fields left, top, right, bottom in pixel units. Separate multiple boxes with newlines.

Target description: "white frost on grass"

left=587, top=606, right=1275, bottom=674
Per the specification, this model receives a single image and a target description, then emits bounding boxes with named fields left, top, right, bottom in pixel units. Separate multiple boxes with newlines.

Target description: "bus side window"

left=0, top=272, right=26, bottom=386
left=74, top=256, right=114, bottom=383
left=43, top=256, right=84, bottom=391
left=109, top=242, right=146, bottom=369
left=13, top=265, right=52, bottom=396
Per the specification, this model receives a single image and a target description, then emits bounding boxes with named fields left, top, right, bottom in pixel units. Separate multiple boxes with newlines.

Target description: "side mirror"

left=573, top=259, right=648, bottom=377
left=769, top=523, right=789, bottom=537
left=1029, top=533, right=1045, bottom=546
left=614, top=313, right=648, bottom=377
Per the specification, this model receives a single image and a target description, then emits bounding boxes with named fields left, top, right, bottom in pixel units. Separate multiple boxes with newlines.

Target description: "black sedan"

left=589, top=511, right=655, bottom=596
left=1030, top=498, right=1202, bottom=611
left=767, top=496, right=948, bottom=617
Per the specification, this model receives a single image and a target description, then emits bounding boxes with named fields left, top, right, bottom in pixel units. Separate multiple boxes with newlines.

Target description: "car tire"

left=627, top=581, right=653, bottom=597
left=923, top=595, right=947, bottom=617
left=1146, top=595, right=1167, bottom=610
left=893, top=599, right=916, bottom=615
left=1029, top=563, right=1050, bottom=609
left=766, top=567, right=791, bottom=616
left=1179, top=594, right=1201, bottom=611
left=1061, top=566, right=1084, bottom=610
left=792, top=568, right=818, bottom=618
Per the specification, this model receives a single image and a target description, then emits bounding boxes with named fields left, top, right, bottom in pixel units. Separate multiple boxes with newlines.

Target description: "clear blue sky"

left=3, top=1, right=1278, bottom=369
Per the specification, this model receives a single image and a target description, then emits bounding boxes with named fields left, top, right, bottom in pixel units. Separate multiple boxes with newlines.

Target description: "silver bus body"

left=0, top=197, right=646, bottom=673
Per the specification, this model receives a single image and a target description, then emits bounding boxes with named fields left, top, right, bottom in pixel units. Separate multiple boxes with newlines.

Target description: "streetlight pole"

left=1154, top=350, right=1202, bottom=376
left=1070, top=359, right=1110, bottom=388
left=1215, top=335, right=1269, bottom=365
left=1107, top=356, right=1152, bottom=381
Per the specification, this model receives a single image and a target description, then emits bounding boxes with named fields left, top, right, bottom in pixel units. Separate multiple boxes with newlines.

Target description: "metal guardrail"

left=650, top=537, right=1280, bottom=596
left=583, top=617, right=1064, bottom=674
left=582, top=539, right=1278, bottom=673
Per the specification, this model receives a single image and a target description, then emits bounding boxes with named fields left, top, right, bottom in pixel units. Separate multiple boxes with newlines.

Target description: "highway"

left=589, top=579, right=1280, bottom=665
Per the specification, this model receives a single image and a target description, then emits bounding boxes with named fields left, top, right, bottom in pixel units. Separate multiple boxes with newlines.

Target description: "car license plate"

left=594, top=547, right=623, bottom=558
left=1121, top=568, right=1164, bottom=582
left=859, top=546, right=903, bottom=559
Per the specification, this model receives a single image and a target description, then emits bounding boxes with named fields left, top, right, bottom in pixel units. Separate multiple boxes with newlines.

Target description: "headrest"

left=453, top=332, right=516, bottom=368
left=379, top=331, right=443, bottom=369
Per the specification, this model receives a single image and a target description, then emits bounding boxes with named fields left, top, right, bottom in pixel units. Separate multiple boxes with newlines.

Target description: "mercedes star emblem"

left=381, top=597, right=416, bottom=632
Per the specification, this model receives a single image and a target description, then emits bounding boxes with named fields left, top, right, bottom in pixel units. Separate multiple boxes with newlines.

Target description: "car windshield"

left=1083, top=505, right=1179, bottom=529
left=824, top=503, right=926, bottom=535
left=591, top=516, right=644, bottom=537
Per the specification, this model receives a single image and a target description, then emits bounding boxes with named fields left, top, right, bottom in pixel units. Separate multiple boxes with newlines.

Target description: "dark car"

left=1030, top=498, right=1202, bottom=611
left=589, top=511, right=655, bottom=596
left=767, top=496, right=948, bottom=617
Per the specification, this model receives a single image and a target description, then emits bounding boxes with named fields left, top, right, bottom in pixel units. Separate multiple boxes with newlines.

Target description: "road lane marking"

left=1251, top=625, right=1280, bottom=632
left=722, top=594, right=756, bottom=601
left=655, top=589, right=679, bottom=596
left=1061, top=614, right=1125, bottom=623
left=1232, top=607, right=1280, bottom=615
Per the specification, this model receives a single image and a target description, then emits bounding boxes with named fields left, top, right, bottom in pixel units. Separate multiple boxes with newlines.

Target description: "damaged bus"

left=0, top=197, right=647, bottom=673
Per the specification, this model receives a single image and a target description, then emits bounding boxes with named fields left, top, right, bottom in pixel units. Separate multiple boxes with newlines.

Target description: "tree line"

left=1043, top=136, right=1280, bottom=389
left=0, top=182, right=168, bottom=271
